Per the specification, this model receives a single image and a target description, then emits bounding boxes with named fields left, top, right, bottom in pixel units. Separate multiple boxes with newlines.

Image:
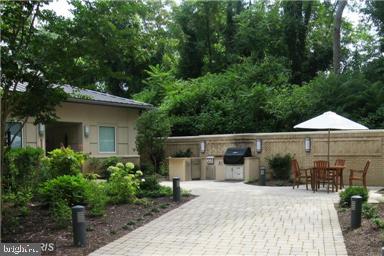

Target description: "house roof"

left=14, top=83, right=152, bottom=109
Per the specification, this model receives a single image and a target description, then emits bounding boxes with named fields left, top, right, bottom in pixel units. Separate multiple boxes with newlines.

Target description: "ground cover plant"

left=1, top=147, right=183, bottom=241
left=337, top=188, right=384, bottom=255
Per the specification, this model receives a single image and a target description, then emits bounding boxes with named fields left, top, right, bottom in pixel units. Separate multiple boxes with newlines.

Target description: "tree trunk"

left=333, top=0, right=347, bottom=74
left=205, top=5, right=213, bottom=70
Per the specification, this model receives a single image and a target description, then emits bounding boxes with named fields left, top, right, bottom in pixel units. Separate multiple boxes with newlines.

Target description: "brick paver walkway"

left=90, top=181, right=347, bottom=256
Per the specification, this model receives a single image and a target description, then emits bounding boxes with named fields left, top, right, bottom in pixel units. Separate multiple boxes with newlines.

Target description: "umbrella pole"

left=328, top=129, right=330, bottom=167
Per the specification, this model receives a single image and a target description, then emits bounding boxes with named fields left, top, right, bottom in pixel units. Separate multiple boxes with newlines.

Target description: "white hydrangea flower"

left=126, top=162, right=135, bottom=170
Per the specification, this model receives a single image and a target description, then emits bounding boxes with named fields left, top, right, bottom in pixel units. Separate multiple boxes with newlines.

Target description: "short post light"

left=259, top=166, right=266, bottom=186
left=173, top=177, right=181, bottom=202
left=72, top=205, right=87, bottom=247
left=351, top=195, right=362, bottom=229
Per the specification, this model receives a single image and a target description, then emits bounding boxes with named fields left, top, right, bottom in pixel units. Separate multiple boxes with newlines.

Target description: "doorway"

left=45, top=122, right=83, bottom=152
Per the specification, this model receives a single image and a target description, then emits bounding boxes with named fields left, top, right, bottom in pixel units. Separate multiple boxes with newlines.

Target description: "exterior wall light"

left=305, top=137, right=311, bottom=152
left=200, top=141, right=206, bottom=153
left=256, top=139, right=262, bottom=153
left=84, top=125, right=90, bottom=138
left=38, top=124, right=45, bottom=137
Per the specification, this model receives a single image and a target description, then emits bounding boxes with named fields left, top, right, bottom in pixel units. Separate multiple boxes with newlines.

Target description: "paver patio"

left=90, top=181, right=347, bottom=256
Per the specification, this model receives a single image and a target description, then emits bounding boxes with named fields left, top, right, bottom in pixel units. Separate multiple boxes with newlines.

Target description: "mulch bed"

left=337, top=203, right=384, bottom=256
left=2, top=196, right=195, bottom=256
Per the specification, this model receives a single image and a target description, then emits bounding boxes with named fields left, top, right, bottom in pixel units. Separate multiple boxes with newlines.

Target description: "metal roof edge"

left=66, top=98, right=153, bottom=109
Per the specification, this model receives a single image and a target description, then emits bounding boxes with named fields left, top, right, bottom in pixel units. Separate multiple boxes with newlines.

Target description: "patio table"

left=311, top=166, right=345, bottom=192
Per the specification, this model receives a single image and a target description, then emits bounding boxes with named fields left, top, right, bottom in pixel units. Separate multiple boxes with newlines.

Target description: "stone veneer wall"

left=165, top=130, right=384, bottom=186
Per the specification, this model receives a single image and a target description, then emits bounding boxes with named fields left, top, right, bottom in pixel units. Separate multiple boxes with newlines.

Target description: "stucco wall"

left=22, top=102, right=141, bottom=159
left=165, top=130, right=384, bottom=186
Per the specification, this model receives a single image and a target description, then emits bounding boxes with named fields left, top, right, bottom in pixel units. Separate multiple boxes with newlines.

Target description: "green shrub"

left=362, top=203, right=379, bottom=219
left=47, top=147, right=86, bottom=177
left=51, top=200, right=72, bottom=228
left=83, top=172, right=101, bottom=180
left=372, top=218, right=384, bottom=229
left=139, top=186, right=172, bottom=198
left=1, top=189, right=33, bottom=235
left=4, top=147, right=44, bottom=192
left=266, top=154, right=292, bottom=179
left=86, top=157, right=102, bottom=174
left=85, top=181, right=108, bottom=217
left=138, top=175, right=173, bottom=198
left=140, top=175, right=161, bottom=191
left=173, top=149, right=192, bottom=157
left=102, top=156, right=122, bottom=179
left=39, top=175, right=88, bottom=206
left=339, top=186, right=368, bottom=207
left=105, top=162, right=142, bottom=204
left=140, top=163, right=155, bottom=175
left=159, top=163, right=169, bottom=177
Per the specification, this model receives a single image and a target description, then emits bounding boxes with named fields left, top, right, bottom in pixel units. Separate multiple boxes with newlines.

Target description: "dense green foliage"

left=266, top=154, right=292, bottom=180
left=339, top=186, right=369, bottom=207
left=1, top=0, right=383, bottom=144
left=3, top=147, right=44, bottom=192
left=39, top=175, right=89, bottom=206
left=46, top=147, right=86, bottom=177
left=137, top=58, right=384, bottom=135
left=87, top=156, right=123, bottom=179
left=2, top=190, right=33, bottom=233
left=173, top=149, right=193, bottom=158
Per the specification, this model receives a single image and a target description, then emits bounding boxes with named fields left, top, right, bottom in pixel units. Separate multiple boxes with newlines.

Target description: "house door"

left=45, top=122, right=83, bottom=152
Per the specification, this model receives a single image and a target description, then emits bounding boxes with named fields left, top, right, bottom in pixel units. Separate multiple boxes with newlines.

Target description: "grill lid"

left=223, top=147, right=252, bottom=165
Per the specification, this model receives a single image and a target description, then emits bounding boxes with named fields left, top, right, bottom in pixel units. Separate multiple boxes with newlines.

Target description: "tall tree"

left=40, top=0, right=174, bottom=97
left=366, top=0, right=384, bottom=52
left=333, top=0, right=348, bottom=74
left=283, top=1, right=313, bottom=84
left=224, top=0, right=244, bottom=63
left=175, top=1, right=226, bottom=78
left=1, top=1, right=67, bottom=171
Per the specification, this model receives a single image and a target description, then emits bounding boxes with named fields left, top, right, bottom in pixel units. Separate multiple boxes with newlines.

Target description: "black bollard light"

left=72, top=205, right=87, bottom=247
left=382, top=247, right=384, bottom=256
left=173, top=177, right=181, bottom=202
left=351, top=195, right=362, bottom=229
left=259, top=166, right=266, bottom=186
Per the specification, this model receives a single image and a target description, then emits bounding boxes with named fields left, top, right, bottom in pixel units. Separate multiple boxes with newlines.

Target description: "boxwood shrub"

left=339, top=186, right=368, bottom=207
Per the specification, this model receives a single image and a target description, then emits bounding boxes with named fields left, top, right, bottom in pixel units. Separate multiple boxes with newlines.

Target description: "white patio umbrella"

left=294, top=111, right=368, bottom=164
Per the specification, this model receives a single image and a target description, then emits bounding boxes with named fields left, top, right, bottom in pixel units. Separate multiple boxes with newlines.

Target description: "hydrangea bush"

left=106, top=162, right=143, bottom=204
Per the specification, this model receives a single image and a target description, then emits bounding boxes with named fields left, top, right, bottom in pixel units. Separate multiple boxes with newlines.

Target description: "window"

left=6, top=122, right=22, bottom=149
left=99, top=126, right=115, bottom=153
